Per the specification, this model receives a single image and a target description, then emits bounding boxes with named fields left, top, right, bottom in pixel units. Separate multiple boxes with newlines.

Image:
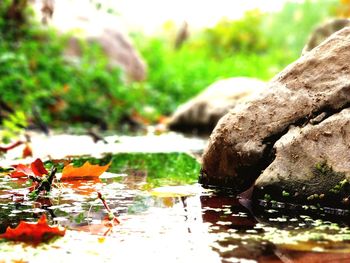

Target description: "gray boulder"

left=65, top=31, right=146, bottom=82
left=254, top=108, right=350, bottom=208
left=201, top=27, right=350, bottom=194
left=31, top=0, right=146, bottom=82
left=168, top=77, right=266, bottom=134
left=302, top=18, right=350, bottom=54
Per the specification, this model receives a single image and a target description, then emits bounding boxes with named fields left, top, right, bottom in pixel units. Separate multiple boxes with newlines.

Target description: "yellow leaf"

left=162, top=197, right=175, bottom=207
left=150, top=185, right=202, bottom=198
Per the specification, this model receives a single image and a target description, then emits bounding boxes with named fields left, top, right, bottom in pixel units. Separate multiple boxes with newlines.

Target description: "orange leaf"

left=0, top=214, right=65, bottom=245
left=22, top=143, right=33, bottom=158
left=61, top=161, right=111, bottom=180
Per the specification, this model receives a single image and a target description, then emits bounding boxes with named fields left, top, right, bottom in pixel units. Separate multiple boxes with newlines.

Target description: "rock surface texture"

left=168, top=77, right=266, bottom=134
left=201, top=27, right=350, bottom=197
left=254, top=109, right=350, bottom=209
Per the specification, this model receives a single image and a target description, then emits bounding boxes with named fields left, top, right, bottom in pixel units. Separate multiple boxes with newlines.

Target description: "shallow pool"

left=0, top=153, right=350, bottom=262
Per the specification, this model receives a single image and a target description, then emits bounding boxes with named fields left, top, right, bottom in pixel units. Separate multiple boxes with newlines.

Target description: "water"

left=0, top=154, right=350, bottom=262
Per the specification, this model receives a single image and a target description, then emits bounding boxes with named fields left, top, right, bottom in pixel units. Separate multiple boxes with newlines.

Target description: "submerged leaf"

left=0, top=214, right=65, bottom=245
left=61, top=161, right=111, bottom=179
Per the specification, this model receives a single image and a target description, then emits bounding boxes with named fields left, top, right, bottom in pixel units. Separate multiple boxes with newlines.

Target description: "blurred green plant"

left=134, top=0, right=338, bottom=114
left=0, top=111, right=27, bottom=143
left=0, top=0, right=31, bottom=41
left=263, top=0, right=338, bottom=59
left=134, top=35, right=279, bottom=114
left=0, top=1, right=138, bottom=132
left=0, top=0, right=340, bottom=134
left=201, top=9, right=268, bottom=57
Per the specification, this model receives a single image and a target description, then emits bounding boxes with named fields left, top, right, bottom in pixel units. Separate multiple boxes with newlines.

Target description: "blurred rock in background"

left=168, top=77, right=266, bottom=134
left=31, top=0, right=147, bottom=82
left=302, top=18, right=350, bottom=54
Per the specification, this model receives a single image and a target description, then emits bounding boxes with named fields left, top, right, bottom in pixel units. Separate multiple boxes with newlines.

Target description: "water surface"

left=0, top=153, right=350, bottom=262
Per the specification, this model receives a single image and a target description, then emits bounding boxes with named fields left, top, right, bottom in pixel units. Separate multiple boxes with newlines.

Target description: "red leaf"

left=9, top=172, right=25, bottom=178
left=11, top=159, right=48, bottom=178
left=31, top=158, right=48, bottom=176
left=0, top=214, right=65, bottom=245
left=10, top=164, right=33, bottom=178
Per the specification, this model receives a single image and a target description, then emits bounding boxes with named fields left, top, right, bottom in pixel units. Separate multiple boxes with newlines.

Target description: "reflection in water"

left=0, top=170, right=350, bottom=262
left=200, top=194, right=280, bottom=262
left=122, top=169, right=148, bottom=189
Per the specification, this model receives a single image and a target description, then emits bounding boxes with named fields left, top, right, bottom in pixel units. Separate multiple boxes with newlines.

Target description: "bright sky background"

left=105, top=0, right=305, bottom=33
left=34, top=0, right=305, bottom=35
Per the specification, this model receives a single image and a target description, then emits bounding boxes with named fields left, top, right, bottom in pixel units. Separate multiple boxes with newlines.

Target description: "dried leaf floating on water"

left=10, top=164, right=32, bottom=178
left=61, top=161, right=111, bottom=180
left=30, top=158, right=48, bottom=176
left=10, top=158, right=48, bottom=178
left=0, top=214, right=65, bottom=245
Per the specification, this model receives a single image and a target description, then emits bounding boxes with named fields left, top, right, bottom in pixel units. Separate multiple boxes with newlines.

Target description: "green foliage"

left=134, top=34, right=280, bottom=114
left=0, top=0, right=31, bottom=41
left=1, top=111, right=27, bottom=143
left=201, top=9, right=268, bottom=57
left=0, top=0, right=339, bottom=132
left=0, top=2, right=132, bottom=130
left=263, top=0, right=338, bottom=59
left=135, top=0, right=337, bottom=114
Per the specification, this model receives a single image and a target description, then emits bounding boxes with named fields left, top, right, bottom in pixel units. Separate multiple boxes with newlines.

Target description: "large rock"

left=302, top=18, right=350, bottom=54
left=31, top=0, right=146, bottom=81
left=254, top=108, right=350, bottom=208
left=201, top=27, right=350, bottom=193
left=65, top=31, right=146, bottom=82
left=168, top=77, right=266, bottom=134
